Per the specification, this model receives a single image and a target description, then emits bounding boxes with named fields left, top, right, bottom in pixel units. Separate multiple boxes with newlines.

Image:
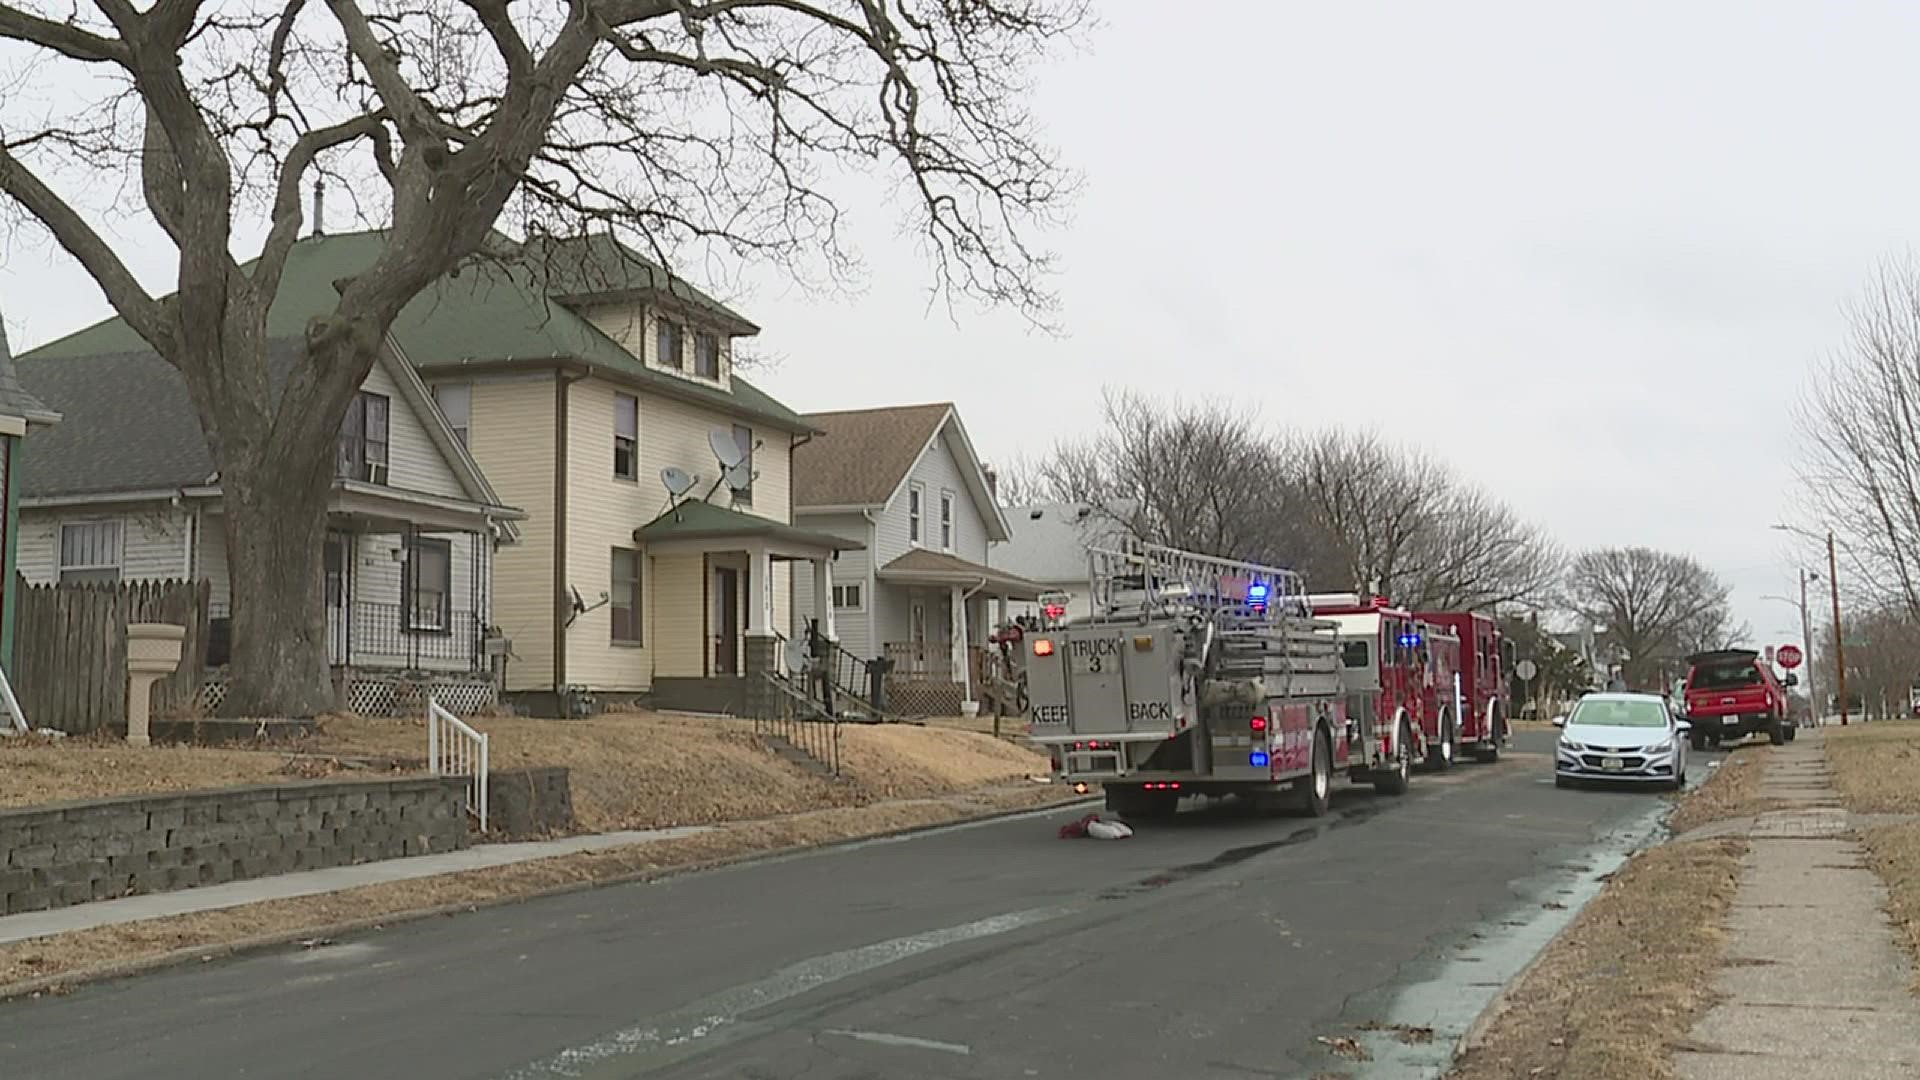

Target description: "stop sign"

left=1777, top=644, right=1804, bottom=670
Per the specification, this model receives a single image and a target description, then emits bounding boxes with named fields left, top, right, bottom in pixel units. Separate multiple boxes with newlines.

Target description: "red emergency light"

left=1043, top=604, right=1066, bottom=619
left=1250, top=716, right=1268, bottom=732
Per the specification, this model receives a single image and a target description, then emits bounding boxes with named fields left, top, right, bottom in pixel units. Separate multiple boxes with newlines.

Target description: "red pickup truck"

left=1683, top=649, right=1796, bottom=748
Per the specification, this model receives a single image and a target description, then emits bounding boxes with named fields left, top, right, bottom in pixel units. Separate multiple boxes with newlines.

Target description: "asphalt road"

left=0, top=731, right=1710, bottom=1080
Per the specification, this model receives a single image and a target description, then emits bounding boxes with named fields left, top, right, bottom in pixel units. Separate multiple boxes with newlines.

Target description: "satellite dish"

left=724, top=460, right=754, bottom=491
left=709, top=429, right=745, bottom=470
left=660, top=466, right=695, bottom=498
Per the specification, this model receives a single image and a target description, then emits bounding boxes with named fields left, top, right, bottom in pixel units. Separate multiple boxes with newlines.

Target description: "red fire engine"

left=1417, top=610, right=1511, bottom=762
left=1308, top=594, right=1473, bottom=770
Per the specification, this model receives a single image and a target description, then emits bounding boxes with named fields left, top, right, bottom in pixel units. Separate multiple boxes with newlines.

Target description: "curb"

left=0, top=791, right=1099, bottom=1003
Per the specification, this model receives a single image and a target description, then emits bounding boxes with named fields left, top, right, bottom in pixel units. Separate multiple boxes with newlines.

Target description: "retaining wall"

left=485, top=767, right=574, bottom=839
left=0, top=776, right=470, bottom=916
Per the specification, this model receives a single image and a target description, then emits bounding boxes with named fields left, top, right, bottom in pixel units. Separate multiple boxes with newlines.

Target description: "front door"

left=713, top=567, right=741, bottom=675
left=909, top=594, right=929, bottom=676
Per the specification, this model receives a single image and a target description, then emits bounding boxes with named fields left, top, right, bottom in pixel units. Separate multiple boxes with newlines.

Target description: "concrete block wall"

left=0, top=776, right=471, bottom=916
left=485, top=767, right=574, bottom=839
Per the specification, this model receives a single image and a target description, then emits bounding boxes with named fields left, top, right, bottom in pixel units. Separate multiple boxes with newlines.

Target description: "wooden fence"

left=14, top=577, right=211, bottom=735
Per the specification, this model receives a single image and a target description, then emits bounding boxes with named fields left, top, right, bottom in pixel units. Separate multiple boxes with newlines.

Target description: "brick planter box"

left=0, top=776, right=471, bottom=916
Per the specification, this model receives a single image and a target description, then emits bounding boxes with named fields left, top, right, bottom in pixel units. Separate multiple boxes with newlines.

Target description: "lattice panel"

left=885, top=678, right=965, bottom=718
left=196, top=678, right=228, bottom=715
left=192, top=673, right=494, bottom=718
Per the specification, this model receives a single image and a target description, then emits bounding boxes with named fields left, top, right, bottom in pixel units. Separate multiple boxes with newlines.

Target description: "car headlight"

left=1647, top=739, right=1673, bottom=754
left=1559, top=739, right=1584, bottom=752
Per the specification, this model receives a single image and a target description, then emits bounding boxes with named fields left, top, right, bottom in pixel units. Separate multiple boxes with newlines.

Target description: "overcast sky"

left=3, top=0, right=1912, bottom=645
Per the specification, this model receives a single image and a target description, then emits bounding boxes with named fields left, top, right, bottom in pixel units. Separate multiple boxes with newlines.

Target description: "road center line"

left=502, top=905, right=1072, bottom=1078
left=821, top=1029, right=973, bottom=1055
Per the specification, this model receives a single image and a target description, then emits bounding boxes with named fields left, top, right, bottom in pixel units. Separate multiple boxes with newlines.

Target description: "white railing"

left=427, top=696, right=489, bottom=832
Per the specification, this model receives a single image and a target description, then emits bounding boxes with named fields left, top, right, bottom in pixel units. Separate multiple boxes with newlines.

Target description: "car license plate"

left=1602, top=756, right=1625, bottom=772
left=1721, top=716, right=1738, bottom=725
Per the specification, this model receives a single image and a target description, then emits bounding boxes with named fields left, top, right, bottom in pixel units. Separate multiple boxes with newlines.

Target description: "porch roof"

left=634, top=499, right=863, bottom=555
left=876, top=549, right=1050, bottom=598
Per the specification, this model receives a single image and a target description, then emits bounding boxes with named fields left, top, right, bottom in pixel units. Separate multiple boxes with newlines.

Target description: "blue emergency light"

left=1247, top=582, right=1269, bottom=610
left=1249, top=751, right=1270, bottom=768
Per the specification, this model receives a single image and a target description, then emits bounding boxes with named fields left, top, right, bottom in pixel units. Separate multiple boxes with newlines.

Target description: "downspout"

left=0, top=435, right=16, bottom=675
left=961, top=575, right=990, bottom=701
left=553, top=368, right=586, bottom=692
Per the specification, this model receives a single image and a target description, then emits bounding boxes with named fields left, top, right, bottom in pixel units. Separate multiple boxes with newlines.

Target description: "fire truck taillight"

left=1250, top=716, right=1268, bottom=732
left=1032, top=638, right=1055, bottom=657
left=1133, top=635, right=1154, bottom=651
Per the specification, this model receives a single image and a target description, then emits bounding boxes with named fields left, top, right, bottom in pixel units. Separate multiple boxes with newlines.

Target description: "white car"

left=1553, top=692, right=1690, bottom=791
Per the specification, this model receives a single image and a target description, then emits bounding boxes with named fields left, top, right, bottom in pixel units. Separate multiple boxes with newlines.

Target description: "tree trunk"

left=218, top=460, right=335, bottom=718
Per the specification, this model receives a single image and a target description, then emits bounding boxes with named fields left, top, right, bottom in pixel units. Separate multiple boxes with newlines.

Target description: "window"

left=614, top=393, right=639, bottom=480
left=611, top=547, right=642, bottom=644
left=939, top=490, right=956, bottom=551
left=58, top=520, right=121, bottom=584
left=832, top=583, right=863, bottom=610
left=656, top=318, right=683, bottom=369
left=731, top=424, right=754, bottom=505
left=337, top=392, right=390, bottom=483
left=434, top=383, right=471, bottom=448
left=695, top=332, right=721, bottom=379
left=908, top=483, right=925, bottom=544
left=404, top=537, right=452, bottom=633
left=1341, top=640, right=1371, bottom=669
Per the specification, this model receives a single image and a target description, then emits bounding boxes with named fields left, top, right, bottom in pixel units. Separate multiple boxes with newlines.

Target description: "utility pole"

left=1798, top=568, right=1816, bottom=726
left=1829, top=530, right=1848, bottom=727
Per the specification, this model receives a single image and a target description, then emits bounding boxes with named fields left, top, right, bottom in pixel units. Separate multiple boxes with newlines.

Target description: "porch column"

left=746, top=542, right=775, bottom=637
left=813, top=555, right=837, bottom=642
left=950, top=584, right=967, bottom=688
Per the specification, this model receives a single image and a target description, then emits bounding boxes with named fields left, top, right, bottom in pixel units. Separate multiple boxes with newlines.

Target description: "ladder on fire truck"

left=1083, top=542, right=1339, bottom=698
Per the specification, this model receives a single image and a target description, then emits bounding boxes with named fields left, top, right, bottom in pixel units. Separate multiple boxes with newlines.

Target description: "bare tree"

left=1280, top=429, right=1558, bottom=609
left=1563, top=546, right=1735, bottom=687
left=0, top=1, right=1083, bottom=715
left=1797, top=256, right=1920, bottom=621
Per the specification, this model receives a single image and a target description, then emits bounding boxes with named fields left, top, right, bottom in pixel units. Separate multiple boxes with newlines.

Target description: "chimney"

left=312, top=178, right=326, bottom=237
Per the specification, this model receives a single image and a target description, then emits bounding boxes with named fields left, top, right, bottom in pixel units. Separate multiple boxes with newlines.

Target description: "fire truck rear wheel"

left=1374, top=720, right=1412, bottom=796
left=1295, top=729, right=1334, bottom=817
left=1425, top=717, right=1456, bottom=771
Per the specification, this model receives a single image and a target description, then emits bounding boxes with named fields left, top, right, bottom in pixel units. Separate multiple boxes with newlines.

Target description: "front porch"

left=634, top=500, right=863, bottom=715
left=202, top=480, right=515, bottom=716
left=873, top=550, right=1047, bottom=716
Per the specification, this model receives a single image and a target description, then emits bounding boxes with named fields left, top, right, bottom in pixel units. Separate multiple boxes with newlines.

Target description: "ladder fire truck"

left=1023, top=543, right=1416, bottom=821
left=1308, top=594, right=1471, bottom=770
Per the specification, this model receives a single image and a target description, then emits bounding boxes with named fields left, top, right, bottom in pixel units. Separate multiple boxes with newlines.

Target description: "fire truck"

left=1417, top=610, right=1512, bottom=762
left=1023, top=543, right=1416, bottom=821
left=1308, top=594, right=1471, bottom=770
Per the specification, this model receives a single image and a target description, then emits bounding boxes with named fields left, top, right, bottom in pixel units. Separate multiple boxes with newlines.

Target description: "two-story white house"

left=792, top=403, right=1045, bottom=714
left=16, top=331, right=520, bottom=714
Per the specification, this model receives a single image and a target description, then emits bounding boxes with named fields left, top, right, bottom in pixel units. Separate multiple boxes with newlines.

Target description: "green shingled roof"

left=634, top=498, right=863, bottom=551
left=26, top=230, right=809, bottom=433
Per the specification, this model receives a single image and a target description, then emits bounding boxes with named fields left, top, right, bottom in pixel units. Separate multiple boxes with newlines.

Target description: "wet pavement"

left=0, top=729, right=1709, bottom=1080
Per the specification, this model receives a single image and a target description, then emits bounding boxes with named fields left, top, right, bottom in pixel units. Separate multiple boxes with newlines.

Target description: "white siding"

left=649, top=552, right=705, bottom=678
left=870, top=420, right=990, bottom=568
left=338, top=531, right=481, bottom=674
left=638, top=392, right=792, bottom=525
left=18, top=505, right=193, bottom=586
left=791, top=513, right=874, bottom=659
left=563, top=378, right=657, bottom=692
left=361, top=360, right=466, bottom=500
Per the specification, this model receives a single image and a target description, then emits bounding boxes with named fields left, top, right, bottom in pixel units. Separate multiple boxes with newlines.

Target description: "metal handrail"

left=427, top=696, right=489, bottom=831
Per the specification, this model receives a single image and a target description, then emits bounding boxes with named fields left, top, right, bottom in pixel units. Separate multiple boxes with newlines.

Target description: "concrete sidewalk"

left=1674, top=731, right=1920, bottom=1079
left=0, top=824, right=713, bottom=946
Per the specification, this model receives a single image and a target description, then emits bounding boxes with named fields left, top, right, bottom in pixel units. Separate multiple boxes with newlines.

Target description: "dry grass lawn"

left=1825, top=721, right=1920, bottom=813
left=306, top=711, right=1049, bottom=832
left=1448, top=753, right=1755, bottom=1080
left=1857, top=823, right=1920, bottom=994
left=1667, top=747, right=1785, bottom=835
left=0, top=781, right=1082, bottom=994
left=0, top=738, right=390, bottom=809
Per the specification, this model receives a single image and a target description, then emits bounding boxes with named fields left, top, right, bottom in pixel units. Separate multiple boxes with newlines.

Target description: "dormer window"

left=695, top=331, right=720, bottom=379
left=656, top=318, right=684, bottom=370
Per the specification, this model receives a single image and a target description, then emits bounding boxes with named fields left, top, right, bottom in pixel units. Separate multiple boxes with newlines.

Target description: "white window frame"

left=939, top=489, right=956, bottom=551
left=613, top=393, right=639, bottom=481
left=58, top=519, right=123, bottom=585
left=832, top=583, right=864, bottom=611
left=433, top=382, right=472, bottom=448
left=908, top=482, right=926, bottom=546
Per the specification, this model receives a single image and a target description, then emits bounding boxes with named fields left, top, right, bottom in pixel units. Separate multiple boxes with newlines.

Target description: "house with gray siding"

left=792, top=403, right=1044, bottom=711
left=987, top=502, right=1134, bottom=622
left=14, top=335, right=520, bottom=710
